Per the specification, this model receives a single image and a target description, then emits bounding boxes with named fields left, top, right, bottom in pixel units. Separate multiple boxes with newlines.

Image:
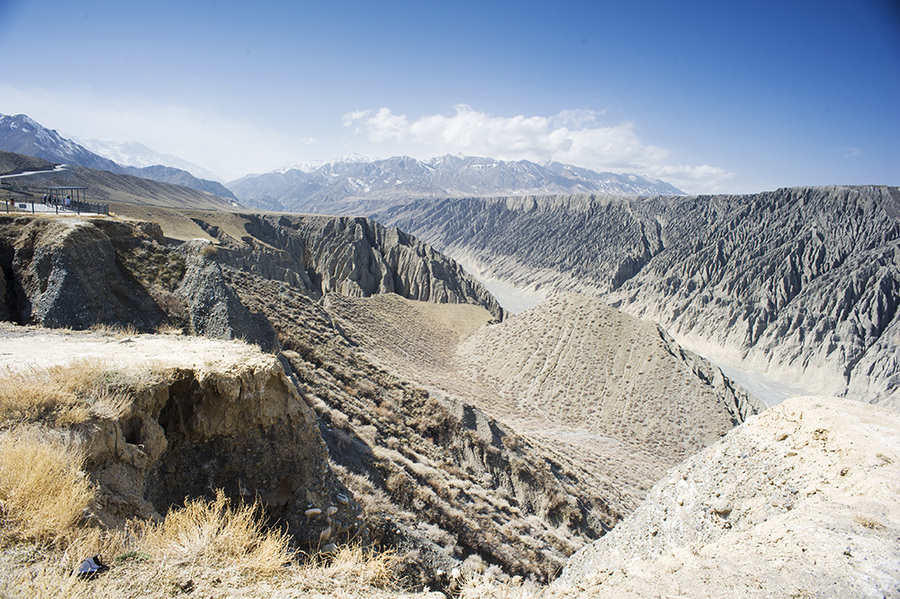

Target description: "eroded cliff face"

left=0, top=212, right=503, bottom=336
left=378, top=186, right=900, bottom=408
left=0, top=328, right=359, bottom=549
left=198, top=213, right=505, bottom=320
left=0, top=216, right=168, bottom=331
left=0, top=213, right=598, bottom=583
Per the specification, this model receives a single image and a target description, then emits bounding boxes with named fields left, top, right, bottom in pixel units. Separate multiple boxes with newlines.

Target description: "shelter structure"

left=40, top=186, right=87, bottom=204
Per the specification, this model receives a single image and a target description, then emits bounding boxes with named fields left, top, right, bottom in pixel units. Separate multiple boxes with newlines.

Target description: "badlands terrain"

left=0, top=152, right=898, bottom=597
left=379, top=186, right=900, bottom=408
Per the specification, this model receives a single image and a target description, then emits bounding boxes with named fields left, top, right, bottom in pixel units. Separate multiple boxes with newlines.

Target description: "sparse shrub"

left=280, top=335, right=319, bottom=363
left=155, top=323, right=185, bottom=336
left=89, top=322, right=140, bottom=338
left=138, top=490, right=292, bottom=573
left=355, top=380, right=378, bottom=399
left=501, top=433, right=519, bottom=451
left=199, top=243, right=218, bottom=259
left=417, top=522, right=459, bottom=555
left=153, top=290, right=188, bottom=322
left=853, top=513, right=885, bottom=530
left=374, top=404, right=402, bottom=426
left=303, top=545, right=399, bottom=588
left=329, top=409, right=350, bottom=429
left=0, top=425, right=95, bottom=545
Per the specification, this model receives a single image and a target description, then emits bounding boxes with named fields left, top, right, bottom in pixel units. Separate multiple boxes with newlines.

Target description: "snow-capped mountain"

left=75, top=138, right=223, bottom=183
left=0, top=113, right=235, bottom=199
left=229, top=154, right=684, bottom=215
left=0, top=114, right=120, bottom=172
left=276, top=153, right=371, bottom=174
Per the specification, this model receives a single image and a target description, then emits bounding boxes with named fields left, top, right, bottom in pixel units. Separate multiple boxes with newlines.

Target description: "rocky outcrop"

left=200, top=213, right=505, bottom=320
left=554, top=396, right=900, bottom=598
left=378, top=186, right=900, bottom=408
left=0, top=216, right=167, bottom=331
left=0, top=327, right=359, bottom=549
left=174, top=240, right=279, bottom=351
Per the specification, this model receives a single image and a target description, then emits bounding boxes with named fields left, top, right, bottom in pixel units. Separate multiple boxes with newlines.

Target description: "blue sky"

left=0, top=0, right=897, bottom=193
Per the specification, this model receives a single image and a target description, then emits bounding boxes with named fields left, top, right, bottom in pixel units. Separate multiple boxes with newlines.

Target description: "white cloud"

left=343, top=105, right=735, bottom=193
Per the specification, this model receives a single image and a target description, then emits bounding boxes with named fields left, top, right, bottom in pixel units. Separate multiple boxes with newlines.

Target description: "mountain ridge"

left=0, top=114, right=236, bottom=200
left=74, top=137, right=224, bottom=182
left=228, top=154, right=684, bottom=214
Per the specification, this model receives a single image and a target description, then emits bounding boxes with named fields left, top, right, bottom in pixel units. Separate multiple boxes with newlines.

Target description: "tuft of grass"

left=303, top=544, right=399, bottom=589
left=88, top=322, right=141, bottom=338
left=155, top=323, right=185, bottom=336
left=459, top=572, right=542, bottom=599
left=0, top=425, right=95, bottom=545
left=853, top=513, right=885, bottom=530
left=137, top=490, right=293, bottom=573
left=199, top=243, right=218, bottom=259
left=0, top=359, right=141, bottom=426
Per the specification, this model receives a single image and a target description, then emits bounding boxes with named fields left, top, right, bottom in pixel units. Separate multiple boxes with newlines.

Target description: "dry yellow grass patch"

left=0, top=425, right=95, bottom=545
left=138, top=490, right=293, bottom=573
left=0, top=359, right=142, bottom=425
left=2, top=542, right=409, bottom=599
left=88, top=322, right=140, bottom=338
left=302, top=544, right=399, bottom=589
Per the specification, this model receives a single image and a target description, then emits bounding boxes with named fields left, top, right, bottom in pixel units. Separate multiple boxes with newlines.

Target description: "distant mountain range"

left=0, top=114, right=236, bottom=200
left=1, top=112, right=686, bottom=214
left=75, top=138, right=225, bottom=183
left=229, top=154, right=685, bottom=215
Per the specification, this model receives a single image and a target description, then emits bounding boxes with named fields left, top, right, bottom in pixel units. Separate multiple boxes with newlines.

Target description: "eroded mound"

left=457, top=293, right=758, bottom=460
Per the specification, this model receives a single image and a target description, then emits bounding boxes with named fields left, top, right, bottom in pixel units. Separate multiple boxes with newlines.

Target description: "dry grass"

left=200, top=243, right=218, bottom=259
left=137, top=490, right=293, bottom=573
left=89, top=322, right=141, bottom=338
left=1, top=541, right=405, bottom=599
left=0, top=425, right=95, bottom=545
left=853, top=513, right=886, bottom=530
left=302, top=544, right=400, bottom=589
left=458, top=573, right=542, bottom=599
left=0, top=359, right=142, bottom=425
left=155, top=322, right=185, bottom=336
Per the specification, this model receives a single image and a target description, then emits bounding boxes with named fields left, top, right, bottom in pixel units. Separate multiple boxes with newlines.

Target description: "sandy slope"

left=555, top=395, right=900, bottom=598
left=326, top=292, right=759, bottom=521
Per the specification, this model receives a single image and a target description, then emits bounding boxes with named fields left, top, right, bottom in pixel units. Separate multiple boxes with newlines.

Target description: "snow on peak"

left=279, top=152, right=373, bottom=174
